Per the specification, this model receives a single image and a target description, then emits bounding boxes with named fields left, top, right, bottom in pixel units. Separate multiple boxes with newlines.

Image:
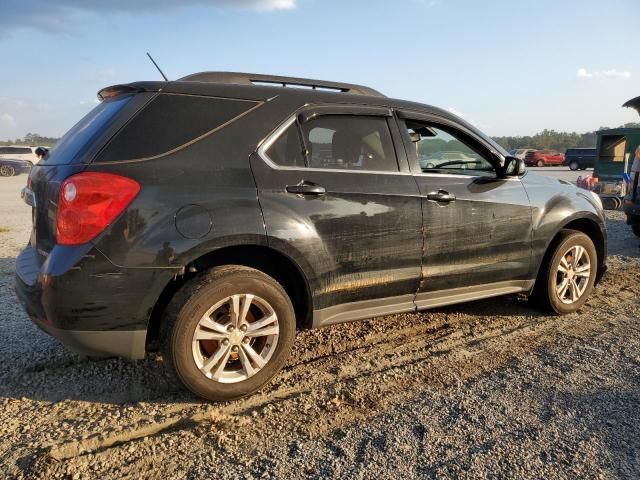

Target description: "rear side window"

left=96, top=94, right=257, bottom=162
left=43, top=95, right=132, bottom=165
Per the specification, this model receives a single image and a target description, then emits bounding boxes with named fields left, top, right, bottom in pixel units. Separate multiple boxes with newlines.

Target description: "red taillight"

left=56, top=172, right=140, bottom=245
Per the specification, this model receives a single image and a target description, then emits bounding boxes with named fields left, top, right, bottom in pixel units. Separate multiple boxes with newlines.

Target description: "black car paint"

left=14, top=76, right=608, bottom=359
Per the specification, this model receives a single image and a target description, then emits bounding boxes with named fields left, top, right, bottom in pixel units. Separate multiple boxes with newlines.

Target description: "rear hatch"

left=25, top=90, right=154, bottom=259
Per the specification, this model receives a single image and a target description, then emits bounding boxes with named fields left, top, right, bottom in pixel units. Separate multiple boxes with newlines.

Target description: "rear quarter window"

left=95, top=94, right=258, bottom=162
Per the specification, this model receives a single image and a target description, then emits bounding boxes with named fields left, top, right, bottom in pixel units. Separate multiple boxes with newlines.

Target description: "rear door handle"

left=426, top=190, right=456, bottom=203
left=286, top=182, right=326, bottom=195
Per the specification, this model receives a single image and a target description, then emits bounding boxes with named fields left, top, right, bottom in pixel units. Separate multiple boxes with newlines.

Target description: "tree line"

left=493, top=123, right=640, bottom=152
left=0, top=132, right=59, bottom=147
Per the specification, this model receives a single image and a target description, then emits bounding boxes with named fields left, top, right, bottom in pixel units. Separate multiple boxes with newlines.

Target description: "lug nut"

left=232, top=346, right=239, bottom=352
left=227, top=325, right=235, bottom=332
left=222, top=339, right=229, bottom=346
left=243, top=338, right=250, bottom=344
left=240, top=325, right=247, bottom=332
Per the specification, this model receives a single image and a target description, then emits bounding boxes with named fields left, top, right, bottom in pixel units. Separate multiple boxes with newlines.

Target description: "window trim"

left=258, top=109, right=407, bottom=175
left=395, top=110, right=505, bottom=178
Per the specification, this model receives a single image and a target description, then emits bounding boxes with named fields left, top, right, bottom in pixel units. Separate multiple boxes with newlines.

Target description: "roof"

left=177, top=71, right=385, bottom=97
left=100, top=71, right=505, bottom=154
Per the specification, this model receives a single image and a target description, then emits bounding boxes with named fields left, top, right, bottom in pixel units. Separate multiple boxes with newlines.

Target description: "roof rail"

left=177, top=71, right=385, bottom=97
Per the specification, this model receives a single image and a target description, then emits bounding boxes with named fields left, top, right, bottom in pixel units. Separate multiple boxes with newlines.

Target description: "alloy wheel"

left=555, top=245, right=591, bottom=304
left=191, top=294, right=279, bottom=383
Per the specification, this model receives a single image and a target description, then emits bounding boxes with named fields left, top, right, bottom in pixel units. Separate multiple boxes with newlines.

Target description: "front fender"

left=522, top=172, right=607, bottom=281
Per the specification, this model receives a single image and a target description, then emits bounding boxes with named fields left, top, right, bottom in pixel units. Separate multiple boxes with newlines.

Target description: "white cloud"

left=0, top=113, right=16, bottom=127
left=577, top=67, right=631, bottom=80
left=0, top=0, right=296, bottom=37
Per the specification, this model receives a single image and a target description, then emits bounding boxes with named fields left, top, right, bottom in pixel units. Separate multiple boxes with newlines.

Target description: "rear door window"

left=303, top=115, right=398, bottom=172
left=265, top=115, right=400, bottom=172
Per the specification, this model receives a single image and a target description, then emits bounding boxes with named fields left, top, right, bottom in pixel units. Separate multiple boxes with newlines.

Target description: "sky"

left=0, top=0, right=639, bottom=140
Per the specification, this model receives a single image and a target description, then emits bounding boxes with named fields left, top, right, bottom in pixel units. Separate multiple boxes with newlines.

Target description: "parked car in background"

left=564, top=148, right=596, bottom=171
left=525, top=150, right=565, bottom=167
left=0, top=146, right=38, bottom=162
left=0, top=158, right=33, bottom=177
left=15, top=72, right=607, bottom=401
left=0, top=146, right=38, bottom=176
left=508, top=148, right=537, bottom=160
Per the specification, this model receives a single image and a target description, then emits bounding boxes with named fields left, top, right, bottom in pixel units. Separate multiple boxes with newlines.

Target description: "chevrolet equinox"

left=15, top=72, right=607, bottom=401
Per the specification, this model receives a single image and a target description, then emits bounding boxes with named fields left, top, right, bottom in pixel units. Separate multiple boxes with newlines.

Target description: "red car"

left=525, top=150, right=565, bottom=167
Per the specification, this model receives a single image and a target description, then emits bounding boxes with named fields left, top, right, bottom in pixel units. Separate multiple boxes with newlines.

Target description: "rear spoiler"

left=96, top=84, right=146, bottom=102
left=622, top=96, right=640, bottom=117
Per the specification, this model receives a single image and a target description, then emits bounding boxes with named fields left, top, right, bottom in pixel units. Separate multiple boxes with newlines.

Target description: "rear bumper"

left=14, top=244, right=177, bottom=359
left=29, top=320, right=147, bottom=359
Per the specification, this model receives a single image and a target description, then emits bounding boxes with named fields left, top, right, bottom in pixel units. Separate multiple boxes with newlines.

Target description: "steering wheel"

left=423, top=160, right=478, bottom=170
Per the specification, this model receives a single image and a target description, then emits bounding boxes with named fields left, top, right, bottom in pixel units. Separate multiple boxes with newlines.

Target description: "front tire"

left=537, top=160, right=545, bottom=167
left=161, top=265, right=296, bottom=402
left=532, top=230, right=597, bottom=314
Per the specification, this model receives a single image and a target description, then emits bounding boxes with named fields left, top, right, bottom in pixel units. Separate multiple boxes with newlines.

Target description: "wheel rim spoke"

left=238, top=294, right=254, bottom=325
left=229, top=295, right=241, bottom=326
left=194, top=330, right=228, bottom=341
left=237, top=347, right=256, bottom=377
left=247, top=313, right=277, bottom=332
left=570, top=280, right=580, bottom=302
left=199, top=317, right=228, bottom=334
left=201, top=344, right=231, bottom=376
left=211, top=347, right=233, bottom=381
left=246, top=325, right=279, bottom=338
left=557, top=277, right=570, bottom=297
left=242, top=343, right=267, bottom=369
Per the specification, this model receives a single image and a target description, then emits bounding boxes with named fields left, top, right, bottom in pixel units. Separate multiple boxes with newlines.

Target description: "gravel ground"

left=1, top=173, right=639, bottom=479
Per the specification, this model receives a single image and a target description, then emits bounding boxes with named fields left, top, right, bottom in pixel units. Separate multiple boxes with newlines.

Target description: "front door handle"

left=426, top=190, right=456, bottom=203
left=286, top=182, right=326, bottom=195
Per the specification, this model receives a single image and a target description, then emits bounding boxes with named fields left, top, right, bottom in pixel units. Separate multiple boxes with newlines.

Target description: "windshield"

left=42, top=95, right=132, bottom=165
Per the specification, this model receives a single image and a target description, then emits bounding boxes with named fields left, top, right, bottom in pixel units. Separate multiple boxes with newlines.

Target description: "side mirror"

left=503, top=156, right=526, bottom=177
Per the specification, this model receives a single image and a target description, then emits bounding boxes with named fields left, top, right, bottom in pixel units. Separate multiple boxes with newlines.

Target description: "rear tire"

left=531, top=230, right=597, bottom=314
left=632, top=224, right=640, bottom=238
left=537, top=160, right=545, bottom=167
left=161, top=265, right=296, bottom=402
left=569, top=161, right=579, bottom=171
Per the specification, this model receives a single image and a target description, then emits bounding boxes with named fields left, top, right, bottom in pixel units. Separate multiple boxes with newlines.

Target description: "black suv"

left=15, top=72, right=607, bottom=401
